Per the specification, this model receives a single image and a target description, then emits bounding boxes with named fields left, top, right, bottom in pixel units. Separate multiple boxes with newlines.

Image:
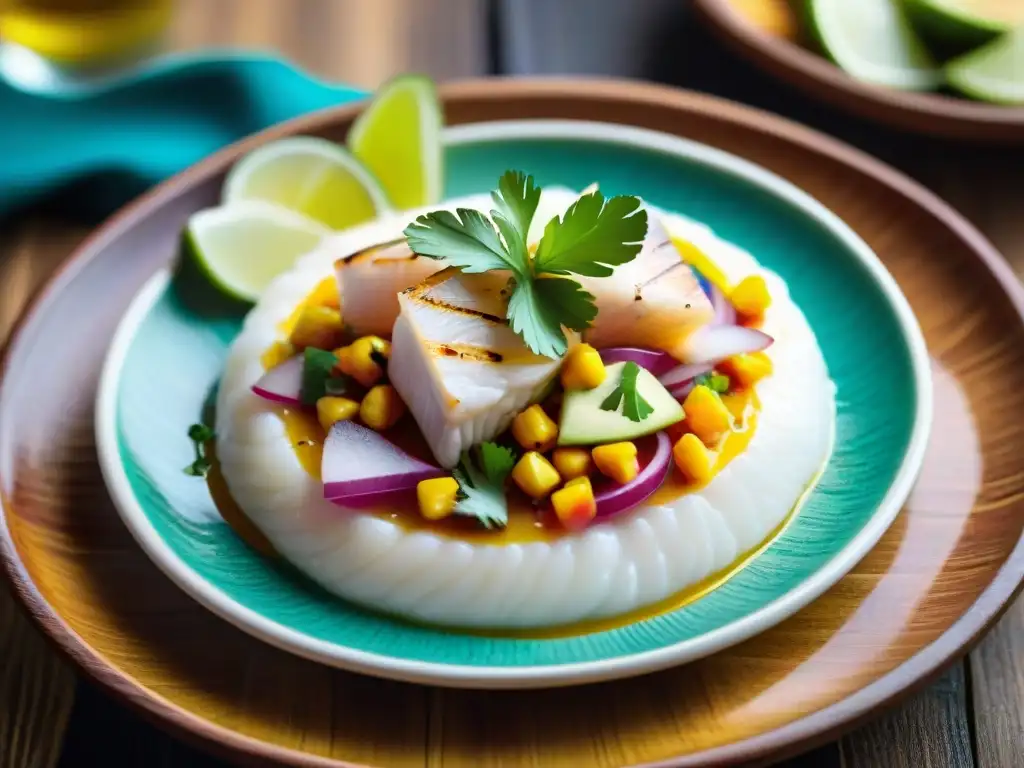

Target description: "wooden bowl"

left=694, top=0, right=1024, bottom=142
left=2, top=78, right=1024, bottom=767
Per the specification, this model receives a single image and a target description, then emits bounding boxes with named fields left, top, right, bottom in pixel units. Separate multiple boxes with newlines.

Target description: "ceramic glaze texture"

left=1, top=81, right=1021, bottom=768
left=97, top=119, right=924, bottom=682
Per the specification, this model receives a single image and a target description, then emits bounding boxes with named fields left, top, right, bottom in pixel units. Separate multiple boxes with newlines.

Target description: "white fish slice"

left=335, top=239, right=445, bottom=337
left=388, top=268, right=568, bottom=468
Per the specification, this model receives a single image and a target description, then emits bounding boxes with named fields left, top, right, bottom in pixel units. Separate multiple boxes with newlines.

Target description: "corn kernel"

left=289, top=305, right=343, bottom=351
left=511, top=451, right=562, bottom=499
left=337, top=335, right=391, bottom=387
left=551, top=476, right=597, bottom=530
left=730, top=275, right=771, bottom=319
left=316, top=396, right=360, bottom=432
left=552, top=447, right=593, bottom=480
left=417, top=476, right=460, bottom=521
left=561, top=343, right=606, bottom=390
left=511, top=404, right=559, bottom=453
left=260, top=340, right=295, bottom=371
left=721, top=352, right=773, bottom=388
left=683, top=385, right=733, bottom=445
left=673, top=433, right=714, bottom=484
left=360, top=385, right=406, bottom=431
left=592, top=442, right=639, bottom=484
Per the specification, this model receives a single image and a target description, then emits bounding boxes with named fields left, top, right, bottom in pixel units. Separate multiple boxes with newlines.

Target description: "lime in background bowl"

left=96, top=120, right=931, bottom=688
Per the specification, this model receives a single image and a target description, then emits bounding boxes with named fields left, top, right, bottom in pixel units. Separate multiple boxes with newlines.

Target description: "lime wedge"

left=223, top=137, right=391, bottom=230
left=905, top=0, right=1024, bottom=55
left=348, top=74, right=443, bottom=210
left=947, top=29, right=1024, bottom=104
left=184, top=201, right=330, bottom=303
left=806, top=0, right=942, bottom=90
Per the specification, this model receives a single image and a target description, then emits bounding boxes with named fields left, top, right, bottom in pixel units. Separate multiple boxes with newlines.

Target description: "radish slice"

left=593, top=432, right=672, bottom=520
left=681, top=325, right=772, bottom=366
left=599, top=347, right=677, bottom=376
left=322, top=420, right=444, bottom=502
left=252, top=356, right=303, bottom=406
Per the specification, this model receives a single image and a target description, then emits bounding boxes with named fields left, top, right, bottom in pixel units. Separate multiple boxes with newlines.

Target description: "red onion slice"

left=681, top=325, right=773, bottom=366
left=598, top=347, right=678, bottom=376
left=659, top=361, right=714, bottom=388
left=252, top=356, right=303, bottom=406
left=709, top=282, right=737, bottom=326
left=593, top=432, right=672, bottom=520
left=322, top=420, right=444, bottom=501
left=668, top=379, right=698, bottom=400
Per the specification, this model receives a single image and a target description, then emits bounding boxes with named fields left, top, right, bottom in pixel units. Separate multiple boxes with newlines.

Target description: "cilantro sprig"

left=300, top=347, right=354, bottom=405
left=184, top=423, right=215, bottom=477
left=600, top=362, right=654, bottom=422
left=452, top=442, right=517, bottom=529
left=404, top=171, right=648, bottom=358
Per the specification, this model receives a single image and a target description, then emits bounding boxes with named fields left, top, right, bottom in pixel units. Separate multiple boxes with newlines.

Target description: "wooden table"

left=1, top=1, right=1021, bottom=766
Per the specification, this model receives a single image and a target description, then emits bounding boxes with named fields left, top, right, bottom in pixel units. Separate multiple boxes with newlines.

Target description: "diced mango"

left=730, top=275, right=771, bottom=319
left=673, top=433, right=714, bottom=484
left=360, top=384, right=406, bottom=431
left=260, top=340, right=295, bottom=371
left=592, top=442, right=639, bottom=484
left=721, top=352, right=773, bottom=388
left=551, top=476, right=597, bottom=530
left=316, top=396, right=360, bottom=432
left=289, top=305, right=344, bottom=351
left=511, top=404, right=559, bottom=453
left=683, top=385, right=732, bottom=445
left=307, top=277, right=341, bottom=309
left=511, top=451, right=562, bottom=499
left=561, top=343, right=606, bottom=390
left=552, top=447, right=593, bottom=480
left=417, top=476, right=459, bottom=521
left=337, top=335, right=391, bottom=387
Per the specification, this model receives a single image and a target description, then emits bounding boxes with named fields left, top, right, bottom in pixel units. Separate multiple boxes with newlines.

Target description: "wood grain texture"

left=3, top=80, right=1024, bottom=768
left=694, top=0, right=1024, bottom=141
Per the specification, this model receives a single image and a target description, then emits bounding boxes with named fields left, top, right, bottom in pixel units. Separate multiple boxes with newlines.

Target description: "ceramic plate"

left=3, top=79, right=1023, bottom=766
left=91, top=117, right=930, bottom=688
left=694, top=0, right=1024, bottom=142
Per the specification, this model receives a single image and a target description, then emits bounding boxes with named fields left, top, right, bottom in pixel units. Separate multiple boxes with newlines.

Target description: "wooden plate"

left=2, top=79, right=1024, bottom=766
left=694, top=0, right=1024, bottom=142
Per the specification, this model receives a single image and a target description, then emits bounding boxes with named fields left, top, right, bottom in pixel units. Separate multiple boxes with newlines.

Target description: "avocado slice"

left=558, top=362, right=684, bottom=446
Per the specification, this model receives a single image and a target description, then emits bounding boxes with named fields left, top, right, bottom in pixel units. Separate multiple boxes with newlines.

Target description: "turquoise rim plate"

left=95, top=119, right=932, bottom=689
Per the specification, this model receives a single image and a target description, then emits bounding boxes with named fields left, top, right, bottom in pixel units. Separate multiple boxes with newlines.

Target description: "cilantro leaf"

left=491, top=170, right=541, bottom=242
left=534, top=192, right=647, bottom=278
left=599, top=362, right=654, bottom=422
left=300, top=347, right=352, bottom=406
left=403, top=208, right=521, bottom=273
left=533, top=277, right=597, bottom=332
left=507, top=279, right=569, bottom=359
left=452, top=442, right=516, bottom=529
left=184, top=422, right=215, bottom=478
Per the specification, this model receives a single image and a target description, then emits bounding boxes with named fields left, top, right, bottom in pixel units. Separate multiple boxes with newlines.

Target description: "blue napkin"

left=0, top=52, right=367, bottom=221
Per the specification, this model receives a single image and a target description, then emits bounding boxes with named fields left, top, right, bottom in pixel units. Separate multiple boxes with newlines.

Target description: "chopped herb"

left=599, top=362, right=654, bottom=422
left=405, top=170, right=648, bottom=358
left=300, top=347, right=352, bottom=405
left=451, top=442, right=517, bottom=530
left=695, top=372, right=731, bottom=394
left=184, top=422, right=215, bottom=478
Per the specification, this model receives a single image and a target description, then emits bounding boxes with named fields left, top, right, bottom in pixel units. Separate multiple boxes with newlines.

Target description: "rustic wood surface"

left=0, top=1, right=1022, bottom=766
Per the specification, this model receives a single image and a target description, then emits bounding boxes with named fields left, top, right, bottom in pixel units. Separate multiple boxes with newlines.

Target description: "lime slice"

left=806, top=0, right=942, bottom=90
left=348, top=74, right=443, bottom=210
left=184, top=201, right=330, bottom=303
left=905, top=0, right=1024, bottom=55
left=223, top=137, right=391, bottom=230
left=947, top=29, right=1024, bottom=104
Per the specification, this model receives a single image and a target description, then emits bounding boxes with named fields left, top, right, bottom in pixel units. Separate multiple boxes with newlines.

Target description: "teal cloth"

left=0, top=53, right=367, bottom=221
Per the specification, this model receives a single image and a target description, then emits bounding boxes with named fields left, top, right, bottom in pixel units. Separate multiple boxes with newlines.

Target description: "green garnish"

left=404, top=170, right=648, bottom=358
left=600, top=361, right=654, bottom=422
left=184, top=423, right=215, bottom=477
left=695, top=372, right=731, bottom=395
left=300, top=347, right=352, bottom=405
left=452, top=442, right=517, bottom=530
